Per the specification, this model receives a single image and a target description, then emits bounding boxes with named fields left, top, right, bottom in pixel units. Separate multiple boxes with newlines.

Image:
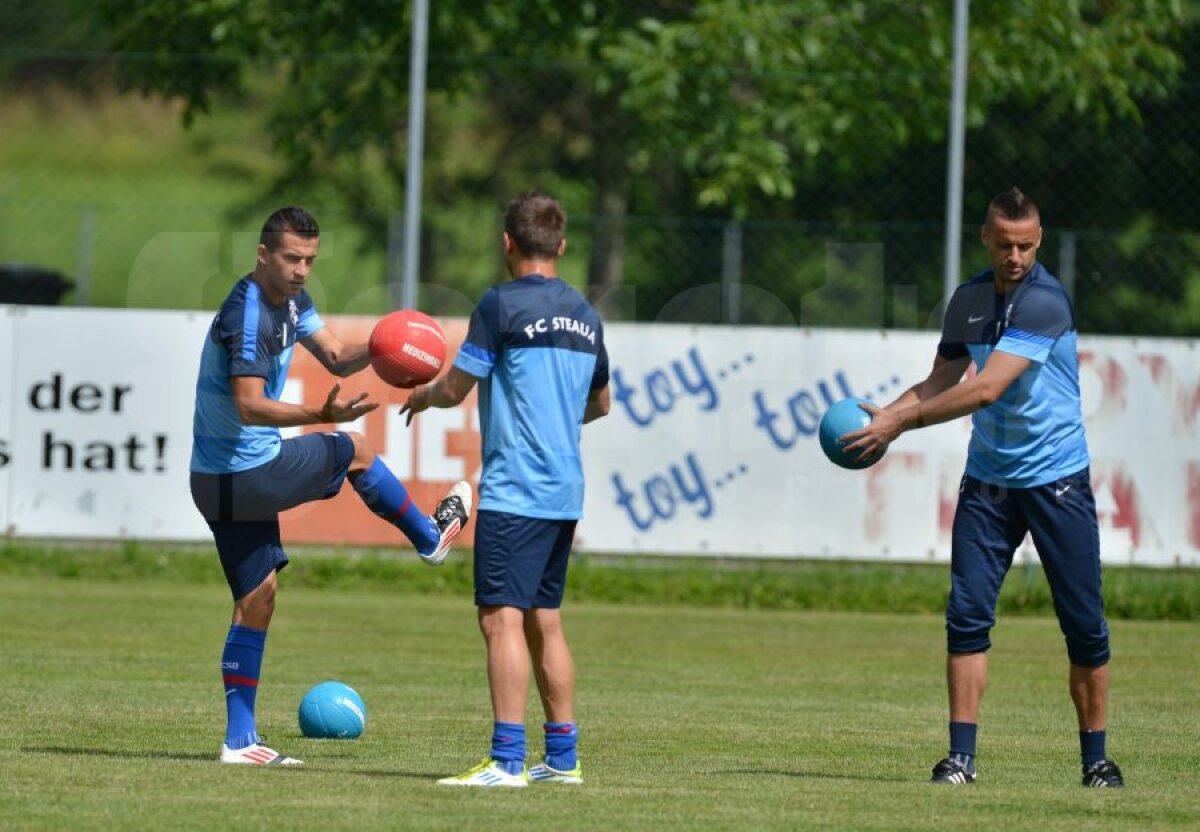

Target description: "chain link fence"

left=2, top=14, right=1199, bottom=336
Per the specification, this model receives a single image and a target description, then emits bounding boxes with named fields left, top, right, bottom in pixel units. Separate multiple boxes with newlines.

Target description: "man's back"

left=455, top=274, right=607, bottom=519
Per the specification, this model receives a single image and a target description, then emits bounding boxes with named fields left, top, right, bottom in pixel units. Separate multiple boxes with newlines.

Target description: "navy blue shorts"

left=474, top=510, right=578, bottom=610
left=190, top=432, right=354, bottom=600
left=947, top=467, right=1109, bottom=667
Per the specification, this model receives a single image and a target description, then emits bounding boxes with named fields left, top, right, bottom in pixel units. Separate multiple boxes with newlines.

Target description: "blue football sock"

left=949, top=721, right=977, bottom=770
left=352, top=457, right=438, bottom=553
left=544, top=722, right=578, bottom=771
left=491, top=721, right=526, bottom=776
left=1080, top=729, right=1107, bottom=766
left=222, top=625, right=266, bottom=749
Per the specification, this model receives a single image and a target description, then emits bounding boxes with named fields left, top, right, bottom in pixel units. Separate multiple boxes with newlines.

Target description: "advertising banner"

left=579, top=325, right=1200, bottom=567
left=4, top=306, right=210, bottom=539
left=0, top=305, right=1196, bottom=566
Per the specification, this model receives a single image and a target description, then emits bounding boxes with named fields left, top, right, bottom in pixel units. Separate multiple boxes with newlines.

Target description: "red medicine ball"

left=368, top=310, right=447, bottom=388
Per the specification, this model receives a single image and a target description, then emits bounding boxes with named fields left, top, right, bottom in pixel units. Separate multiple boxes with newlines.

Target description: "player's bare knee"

left=478, top=606, right=521, bottom=641
left=233, top=571, right=277, bottom=627
left=527, top=608, right=563, bottom=638
left=344, top=430, right=376, bottom=471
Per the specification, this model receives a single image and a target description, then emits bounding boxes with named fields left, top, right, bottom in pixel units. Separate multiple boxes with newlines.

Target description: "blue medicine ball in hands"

left=299, top=681, right=366, bottom=739
left=819, top=397, right=884, bottom=470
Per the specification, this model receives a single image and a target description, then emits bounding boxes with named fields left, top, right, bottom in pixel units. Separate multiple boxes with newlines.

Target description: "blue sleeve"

left=453, top=289, right=502, bottom=379
left=997, top=285, right=1071, bottom=365
left=937, top=285, right=970, bottom=359
left=591, top=331, right=609, bottom=390
left=217, top=297, right=272, bottom=379
left=296, top=290, right=324, bottom=338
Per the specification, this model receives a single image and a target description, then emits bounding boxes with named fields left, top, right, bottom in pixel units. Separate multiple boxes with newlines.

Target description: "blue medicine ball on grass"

left=819, top=397, right=884, bottom=470
left=299, top=681, right=366, bottom=739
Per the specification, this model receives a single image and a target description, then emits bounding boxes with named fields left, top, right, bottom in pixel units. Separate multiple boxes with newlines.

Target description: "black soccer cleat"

left=421, top=481, right=472, bottom=566
left=931, top=757, right=977, bottom=785
left=1082, top=759, right=1125, bottom=788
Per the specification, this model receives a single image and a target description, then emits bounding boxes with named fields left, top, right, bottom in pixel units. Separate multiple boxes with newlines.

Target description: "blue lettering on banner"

left=603, top=341, right=903, bottom=536
left=611, top=451, right=714, bottom=532
left=752, top=370, right=857, bottom=450
left=611, top=346, right=718, bottom=427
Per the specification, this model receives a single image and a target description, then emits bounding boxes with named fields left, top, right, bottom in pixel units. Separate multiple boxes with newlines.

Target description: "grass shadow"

left=717, top=768, right=911, bottom=784
left=22, top=746, right=444, bottom=779
left=24, top=746, right=216, bottom=763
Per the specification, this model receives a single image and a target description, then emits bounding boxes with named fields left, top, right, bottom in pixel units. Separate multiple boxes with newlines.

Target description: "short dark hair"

left=985, top=187, right=1039, bottom=224
left=504, top=191, right=566, bottom=258
left=260, top=206, right=320, bottom=250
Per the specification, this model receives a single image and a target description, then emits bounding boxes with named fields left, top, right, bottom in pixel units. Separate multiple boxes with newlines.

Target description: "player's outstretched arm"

left=231, top=376, right=378, bottom=427
left=301, top=329, right=371, bottom=378
left=843, top=351, right=1028, bottom=460
left=400, top=366, right=478, bottom=426
left=882, top=354, right=971, bottom=413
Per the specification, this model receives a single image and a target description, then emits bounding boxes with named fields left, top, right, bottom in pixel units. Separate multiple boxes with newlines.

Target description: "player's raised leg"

left=343, top=431, right=471, bottom=565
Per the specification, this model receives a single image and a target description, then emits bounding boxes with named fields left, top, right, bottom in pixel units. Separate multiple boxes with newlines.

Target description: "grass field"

left=2, top=569, right=1198, bottom=831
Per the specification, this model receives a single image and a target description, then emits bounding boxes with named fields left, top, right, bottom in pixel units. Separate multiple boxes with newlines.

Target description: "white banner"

left=0, top=306, right=1195, bottom=567
left=2, top=306, right=210, bottom=539
left=0, top=308, right=13, bottom=534
left=577, top=323, right=1200, bottom=567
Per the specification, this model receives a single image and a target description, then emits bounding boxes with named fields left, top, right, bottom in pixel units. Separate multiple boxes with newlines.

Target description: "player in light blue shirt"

left=189, top=207, right=471, bottom=767
left=844, top=188, right=1122, bottom=788
left=403, top=192, right=610, bottom=786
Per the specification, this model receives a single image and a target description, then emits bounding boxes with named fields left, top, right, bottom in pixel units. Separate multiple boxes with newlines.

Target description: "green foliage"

left=91, top=1, right=1192, bottom=312
left=6, top=3, right=1198, bottom=330
left=97, top=0, right=1187, bottom=216
left=605, top=0, right=1185, bottom=213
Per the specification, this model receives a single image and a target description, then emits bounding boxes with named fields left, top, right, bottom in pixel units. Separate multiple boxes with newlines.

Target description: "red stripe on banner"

left=388, top=495, right=413, bottom=521
left=223, top=674, right=259, bottom=687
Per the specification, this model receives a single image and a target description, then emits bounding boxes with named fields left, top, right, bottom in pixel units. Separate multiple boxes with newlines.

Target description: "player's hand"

left=319, top=382, right=378, bottom=423
left=841, top=401, right=901, bottom=465
left=399, top=384, right=431, bottom=426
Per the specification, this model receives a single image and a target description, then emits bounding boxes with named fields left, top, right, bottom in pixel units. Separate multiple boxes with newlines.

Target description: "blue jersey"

left=938, top=262, right=1089, bottom=487
left=453, top=274, right=609, bottom=519
left=190, top=276, right=325, bottom=474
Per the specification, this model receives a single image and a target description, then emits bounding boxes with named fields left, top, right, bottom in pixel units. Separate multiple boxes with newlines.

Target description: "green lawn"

left=1, top=571, right=1197, bottom=830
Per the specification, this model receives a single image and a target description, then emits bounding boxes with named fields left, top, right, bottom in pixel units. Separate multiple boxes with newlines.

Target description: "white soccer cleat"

left=219, top=742, right=303, bottom=766
left=437, top=758, right=528, bottom=787
left=421, top=481, right=472, bottom=566
left=528, top=760, right=583, bottom=784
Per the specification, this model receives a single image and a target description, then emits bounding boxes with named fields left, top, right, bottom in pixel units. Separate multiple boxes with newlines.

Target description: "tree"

left=96, top=0, right=1187, bottom=320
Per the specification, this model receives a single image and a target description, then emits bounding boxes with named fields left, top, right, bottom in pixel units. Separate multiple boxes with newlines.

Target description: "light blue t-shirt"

left=938, top=263, right=1089, bottom=487
left=453, top=274, right=609, bottom=519
left=190, top=276, right=324, bottom=474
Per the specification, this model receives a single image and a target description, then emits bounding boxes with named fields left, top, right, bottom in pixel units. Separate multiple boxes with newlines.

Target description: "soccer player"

left=401, top=191, right=610, bottom=787
left=843, top=188, right=1123, bottom=788
left=189, top=206, right=472, bottom=766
